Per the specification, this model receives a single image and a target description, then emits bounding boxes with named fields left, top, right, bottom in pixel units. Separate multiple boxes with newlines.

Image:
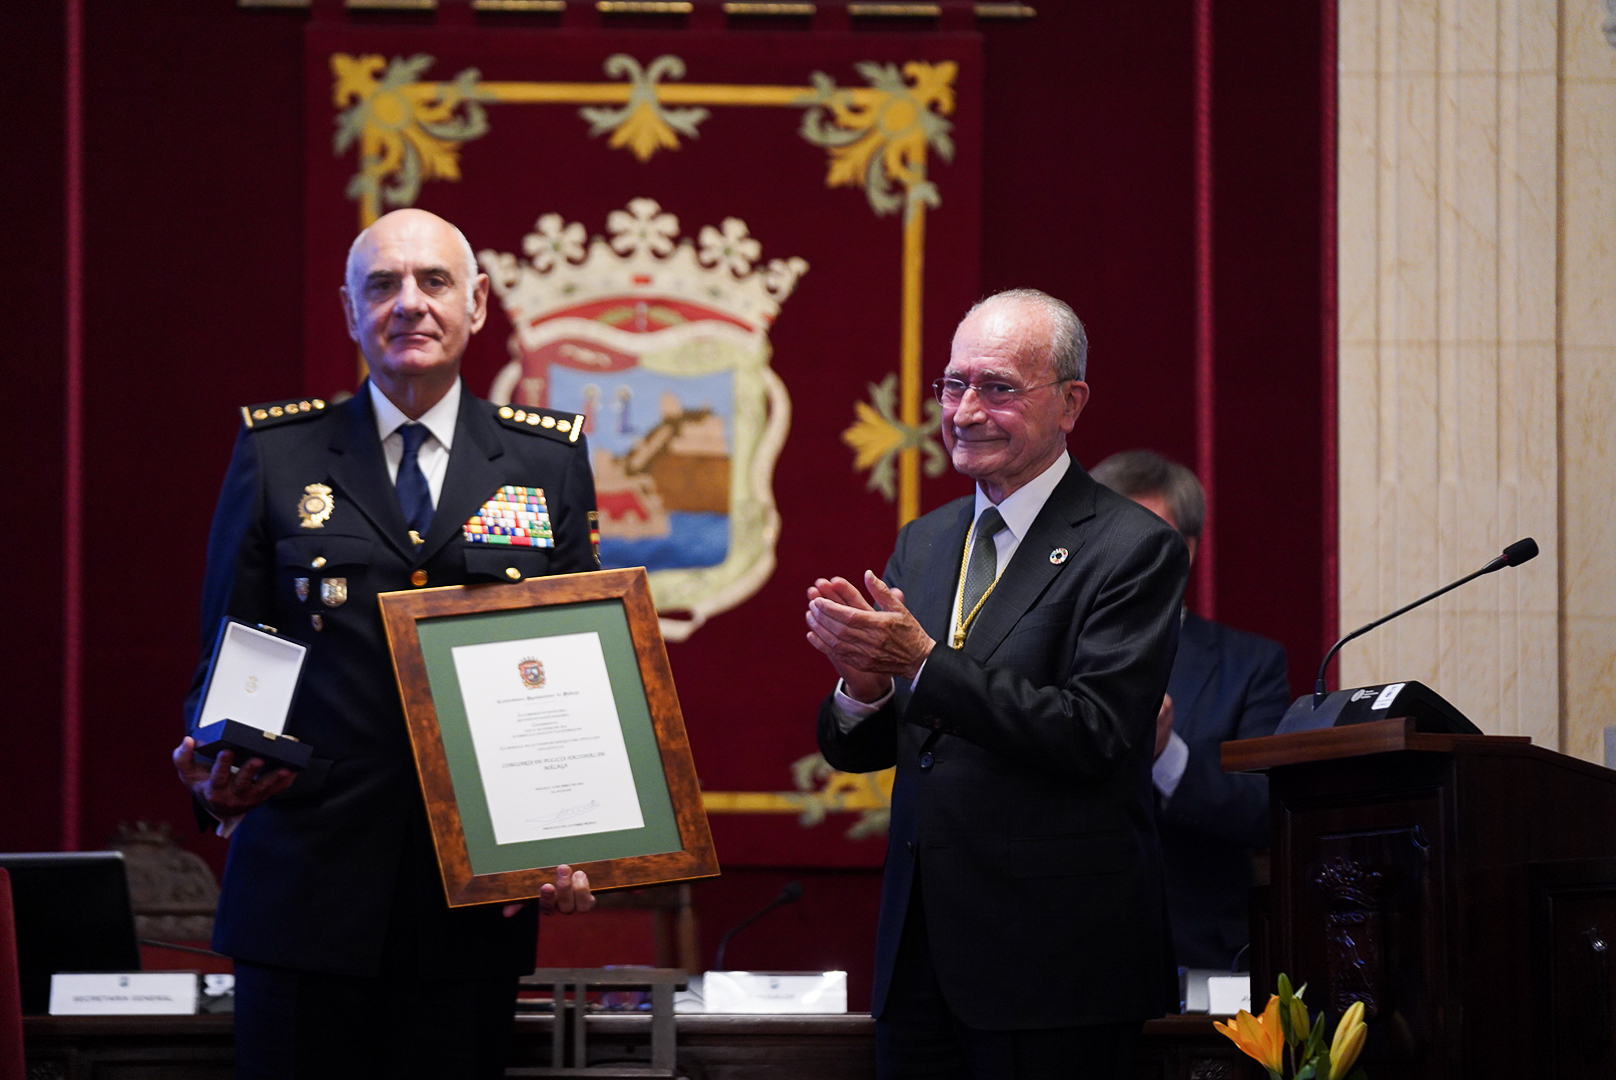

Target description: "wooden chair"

left=537, top=884, right=701, bottom=972
left=508, top=967, right=688, bottom=1079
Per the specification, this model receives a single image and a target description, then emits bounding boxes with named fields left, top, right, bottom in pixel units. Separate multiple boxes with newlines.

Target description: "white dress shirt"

left=832, top=453, right=1073, bottom=725
left=368, top=377, right=462, bottom=508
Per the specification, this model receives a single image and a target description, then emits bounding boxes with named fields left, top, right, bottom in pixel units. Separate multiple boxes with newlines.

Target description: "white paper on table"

left=451, top=631, right=645, bottom=845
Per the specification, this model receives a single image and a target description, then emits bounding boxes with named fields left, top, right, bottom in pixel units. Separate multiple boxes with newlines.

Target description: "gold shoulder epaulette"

left=496, top=405, right=586, bottom=445
left=240, top=397, right=328, bottom=430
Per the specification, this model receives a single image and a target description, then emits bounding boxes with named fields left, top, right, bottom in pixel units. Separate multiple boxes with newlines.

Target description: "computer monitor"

left=0, top=851, right=142, bottom=1014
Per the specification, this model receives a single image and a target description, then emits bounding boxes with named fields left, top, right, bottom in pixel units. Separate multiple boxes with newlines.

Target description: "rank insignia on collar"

left=298, top=484, right=334, bottom=529
left=320, top=577, right=348, bottom=607
left=294, top=577, right=310, bottom=603
left=1049, top=547, right=1070, bottom=565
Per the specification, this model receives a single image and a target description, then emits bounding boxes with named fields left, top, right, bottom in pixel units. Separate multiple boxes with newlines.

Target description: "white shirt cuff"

left=832, top=679, right=896, bottom=733
left=1152, top=730, right=1189, bottom=801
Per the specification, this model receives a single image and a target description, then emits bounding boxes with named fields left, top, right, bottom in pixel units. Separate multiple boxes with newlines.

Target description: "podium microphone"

left=1313, top=537, right=1538, bottom=707
left=713, top=881, right=803, bottom=970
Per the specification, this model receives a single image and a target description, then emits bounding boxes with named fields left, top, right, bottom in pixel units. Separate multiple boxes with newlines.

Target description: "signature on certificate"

left=530, top=800, right=600, bottom=826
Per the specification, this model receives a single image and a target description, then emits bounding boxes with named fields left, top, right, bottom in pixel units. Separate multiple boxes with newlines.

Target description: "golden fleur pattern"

left=798, top=61, right=957, bottom=218
left=789, top=752, right=893, bottom=841
left=332, top=53, right=492, bottom=226
left=841, top=373, right=947, bottom=502
left=581, top=54, right=711, bottom=162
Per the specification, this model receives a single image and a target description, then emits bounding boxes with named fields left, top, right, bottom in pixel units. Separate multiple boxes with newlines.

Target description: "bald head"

left=340, top=208, right=490, bottom=417
left=346, top=209, right=480, bottom=319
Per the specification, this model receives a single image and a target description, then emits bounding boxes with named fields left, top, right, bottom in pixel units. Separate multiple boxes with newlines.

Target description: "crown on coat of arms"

left=478, top=198, right=809, bottom=343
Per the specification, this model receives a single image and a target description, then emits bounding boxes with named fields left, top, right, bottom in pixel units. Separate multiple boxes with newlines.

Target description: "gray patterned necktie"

left=955, top=507, right=1006, bottom=646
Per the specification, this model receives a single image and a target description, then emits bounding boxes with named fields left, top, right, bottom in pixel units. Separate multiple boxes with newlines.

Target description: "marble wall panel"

left=1337, top=0, right=1564, bottom=745
left=1558, top=2, right=1616, bottom=760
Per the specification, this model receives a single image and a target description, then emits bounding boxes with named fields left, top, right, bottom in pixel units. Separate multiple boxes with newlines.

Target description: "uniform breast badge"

left=320, top=578, right=348, bottom=607
left=294, top=577, right=310, bottom=603
left=298, top=484, right=334, bottom=529
left=463, top=486, right=554, bottom=549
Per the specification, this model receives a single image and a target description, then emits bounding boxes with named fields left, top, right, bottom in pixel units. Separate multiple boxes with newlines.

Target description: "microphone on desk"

left=713, top=881, right=803, bottom=970
left=1273, top=538, right=1539, bottom=737
left=1313, top=537, right=1539, bottom=706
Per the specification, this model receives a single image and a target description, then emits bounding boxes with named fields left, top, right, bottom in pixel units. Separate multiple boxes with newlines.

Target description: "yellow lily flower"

left=1286, top=988, right=1310, bottom=1045
left=1329, top=1000, right=1368, bottom=1079
left=1213, top=994, right=1285, bottom=1075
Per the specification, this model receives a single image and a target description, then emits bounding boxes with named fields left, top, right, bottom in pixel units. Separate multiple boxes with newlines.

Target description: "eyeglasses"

left=931, top=377, right=1065, bottom=408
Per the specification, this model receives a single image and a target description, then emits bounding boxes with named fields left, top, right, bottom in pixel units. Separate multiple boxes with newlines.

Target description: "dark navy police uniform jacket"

left=186, top=388, right=597, bottom=980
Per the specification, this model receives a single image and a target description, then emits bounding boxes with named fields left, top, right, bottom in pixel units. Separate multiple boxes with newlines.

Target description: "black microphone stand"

left=1313, top=537, right=1538, bottom=706
left=713, top=882, right=803, bottom=970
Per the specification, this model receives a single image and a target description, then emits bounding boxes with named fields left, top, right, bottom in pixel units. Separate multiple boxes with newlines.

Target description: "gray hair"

left=966, top=288, right=1089, bottom=382
left=344, top=213, right=480, bottom=317
left=1089, top=449, right=1207, bottom=539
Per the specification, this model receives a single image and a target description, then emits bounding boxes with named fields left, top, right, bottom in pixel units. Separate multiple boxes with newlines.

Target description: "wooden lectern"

left=1225, top=718, right=1616, bottom=1080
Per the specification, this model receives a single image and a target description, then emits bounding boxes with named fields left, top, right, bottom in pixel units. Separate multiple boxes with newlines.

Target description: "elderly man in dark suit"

left=1090, top=450, right=1290, bottom=975
left=806, top=290, right=1189, bottom=1079
left=172, top=209, right=595, bottom=1080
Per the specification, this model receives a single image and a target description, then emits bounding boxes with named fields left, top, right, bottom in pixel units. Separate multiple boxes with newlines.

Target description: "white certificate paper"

left=451, top=631, right=646, bottom=845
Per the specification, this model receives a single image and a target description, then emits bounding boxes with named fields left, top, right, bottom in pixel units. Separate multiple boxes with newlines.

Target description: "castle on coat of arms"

left=481, top=200, right=807, bottom=641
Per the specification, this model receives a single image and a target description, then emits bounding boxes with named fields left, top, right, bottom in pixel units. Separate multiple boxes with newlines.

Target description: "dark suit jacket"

left=817, top=462, right=1189, bottom=1030
left=1157, top=613, right=1289, bottom=971
left=186, top=387, right=596, bottom=979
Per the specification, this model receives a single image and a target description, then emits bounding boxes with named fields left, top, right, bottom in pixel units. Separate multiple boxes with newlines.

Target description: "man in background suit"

left=1090, top=450, right=1290, bottom=974
left=172, top=209, right=595, bottom=1079
left=806, top=290, right=1189, bottom=1079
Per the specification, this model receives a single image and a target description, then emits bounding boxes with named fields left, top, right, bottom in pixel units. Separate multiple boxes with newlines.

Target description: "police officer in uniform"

left=174, top=209, right=596, bottom=1080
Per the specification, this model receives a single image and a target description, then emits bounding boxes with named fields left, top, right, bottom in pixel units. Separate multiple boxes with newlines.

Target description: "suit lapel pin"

left=1049, top=547, right=1069, bottom=565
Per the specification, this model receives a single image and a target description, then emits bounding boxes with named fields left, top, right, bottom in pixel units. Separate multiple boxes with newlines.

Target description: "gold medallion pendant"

left=298, top=484, right=335, bottom=529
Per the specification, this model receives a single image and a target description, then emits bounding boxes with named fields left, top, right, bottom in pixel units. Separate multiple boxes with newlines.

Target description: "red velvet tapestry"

left=304, top=26, right=982, bottom=867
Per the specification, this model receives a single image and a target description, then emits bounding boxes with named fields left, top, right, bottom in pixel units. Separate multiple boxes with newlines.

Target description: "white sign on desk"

left=702, top=971, right=848, bottom=1013
left=49, top=972, right=199, bottom=1015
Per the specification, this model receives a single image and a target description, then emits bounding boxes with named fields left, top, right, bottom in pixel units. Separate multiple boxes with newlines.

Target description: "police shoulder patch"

left=495, top=405, right=586, bottom=445
left=241, top=397, right=329, bottom=430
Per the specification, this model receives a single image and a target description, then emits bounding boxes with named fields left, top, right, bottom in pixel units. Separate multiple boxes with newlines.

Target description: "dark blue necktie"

left=395, top=423, right=434, bottom=539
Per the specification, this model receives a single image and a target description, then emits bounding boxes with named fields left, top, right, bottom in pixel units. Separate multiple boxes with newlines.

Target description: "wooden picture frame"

left=379, top=567, right=718, bottom=907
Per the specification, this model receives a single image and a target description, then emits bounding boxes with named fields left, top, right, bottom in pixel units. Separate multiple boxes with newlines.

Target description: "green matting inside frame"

left=415, top=599, right=681, bottom=876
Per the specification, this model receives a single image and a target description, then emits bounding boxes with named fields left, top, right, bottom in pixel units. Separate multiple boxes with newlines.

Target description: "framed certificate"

left=379, top=568, right=718, bottom=907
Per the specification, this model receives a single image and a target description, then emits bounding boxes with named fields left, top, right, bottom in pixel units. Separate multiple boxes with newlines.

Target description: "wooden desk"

left=24, top=1011, right=1254, bottom=1079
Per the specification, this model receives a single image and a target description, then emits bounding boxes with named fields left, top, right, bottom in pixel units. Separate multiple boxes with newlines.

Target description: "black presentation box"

left=189, top=618, right=313, bottom=771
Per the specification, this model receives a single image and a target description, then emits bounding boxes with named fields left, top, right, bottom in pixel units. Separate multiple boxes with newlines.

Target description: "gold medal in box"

left=190, top=618, right=314, bottom=771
